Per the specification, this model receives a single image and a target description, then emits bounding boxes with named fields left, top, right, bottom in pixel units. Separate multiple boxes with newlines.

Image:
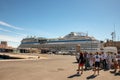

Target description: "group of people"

left=76, top=51, right=120, bottom=75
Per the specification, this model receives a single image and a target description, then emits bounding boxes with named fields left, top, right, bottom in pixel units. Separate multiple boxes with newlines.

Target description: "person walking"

left=77, top=51, right=85, bottom=75
left=84, top=52, right=90, bottom=70
left=112, top=53, right=118, bottom=73
left=106, top=53, right=112, bottom=70
left=103, top=52, right=107, bottom=70
left=116, top=51, right=120, bottom=73
left=89, top=53, right=94, bottom=69
left=93, top=52, right=101, bottom=75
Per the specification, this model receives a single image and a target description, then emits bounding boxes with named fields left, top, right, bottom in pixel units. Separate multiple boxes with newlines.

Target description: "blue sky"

left=0, top=0, right=120, bottom=47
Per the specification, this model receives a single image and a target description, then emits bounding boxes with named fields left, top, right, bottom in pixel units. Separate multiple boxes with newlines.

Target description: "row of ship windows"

left=81, top=48, right=98, bottom=50
left=22, top=41, right=99, bottom=44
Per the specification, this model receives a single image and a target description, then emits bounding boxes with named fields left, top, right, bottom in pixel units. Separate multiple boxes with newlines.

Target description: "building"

left=0, top=41, right=13, bottom=52
left=104, top=40, right=120, bottom=52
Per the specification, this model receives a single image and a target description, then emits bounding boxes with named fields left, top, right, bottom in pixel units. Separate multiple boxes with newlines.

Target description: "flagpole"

left=114, top=24, right=116, bottom=41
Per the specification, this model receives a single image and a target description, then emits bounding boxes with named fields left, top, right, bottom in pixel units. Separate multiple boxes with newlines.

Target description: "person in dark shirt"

left=77, top=51, right=85, bottom=75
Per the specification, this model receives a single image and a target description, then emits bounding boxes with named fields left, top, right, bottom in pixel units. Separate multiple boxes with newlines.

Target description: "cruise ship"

left=18, top=32, right=102, bottom=53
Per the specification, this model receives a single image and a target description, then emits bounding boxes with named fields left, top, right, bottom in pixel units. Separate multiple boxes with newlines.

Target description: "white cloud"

left=0, top=35, right=23, bottom=42
left=8, top=42, right=20, bottom=48
left=0, top=28, right=26, bottom=36
left=0, top=35, right=24, bottom=48
left=0, top=28, right=11, bottom=32
left=0, top=21, right=24, bottom=30
left=0, top=21, right=26, bottom=48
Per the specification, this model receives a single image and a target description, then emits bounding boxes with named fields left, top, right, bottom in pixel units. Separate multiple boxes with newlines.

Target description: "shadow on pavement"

left=110, top=70, right=115, bottom=74
left=114, top=72, right=120, bottom=76
left=67, top=73, right=80, bottom=78
left=86, top=74, right=97, bottom=79
left=72, top=62, right=78, bottom=64
left=110, top=70, right=120, bottom=76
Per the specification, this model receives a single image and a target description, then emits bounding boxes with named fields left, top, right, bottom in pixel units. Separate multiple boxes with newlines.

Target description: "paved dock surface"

left=0, top=54, right=120, bottom=80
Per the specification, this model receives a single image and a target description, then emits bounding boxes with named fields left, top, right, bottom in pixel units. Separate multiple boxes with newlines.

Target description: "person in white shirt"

left=93, top=52, right=101, bottom=75
left=106, top=53, right=112, bottom=69
left=89, top=53, right=94, bottom=69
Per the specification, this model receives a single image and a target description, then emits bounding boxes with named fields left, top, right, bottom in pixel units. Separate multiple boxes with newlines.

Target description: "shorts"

left=95, top=62, right=100, bottom=67
left=79, top=63, right=84, bottom=66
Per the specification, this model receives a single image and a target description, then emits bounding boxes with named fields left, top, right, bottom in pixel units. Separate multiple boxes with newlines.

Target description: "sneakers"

left=76, top=69, right=79, bottom=71
left=77, top=71, right=83, bottom=75
left=81, top=72, right=83, bottom=74
left=77, top=72, right=79, bottom=74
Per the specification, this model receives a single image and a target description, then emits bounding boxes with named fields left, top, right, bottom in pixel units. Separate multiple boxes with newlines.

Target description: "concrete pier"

left=0, top=53, right=119, bottom=80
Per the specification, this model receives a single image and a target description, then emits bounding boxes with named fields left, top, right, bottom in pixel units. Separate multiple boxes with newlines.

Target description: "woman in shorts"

left=77, top=51, right=85, bottom=75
